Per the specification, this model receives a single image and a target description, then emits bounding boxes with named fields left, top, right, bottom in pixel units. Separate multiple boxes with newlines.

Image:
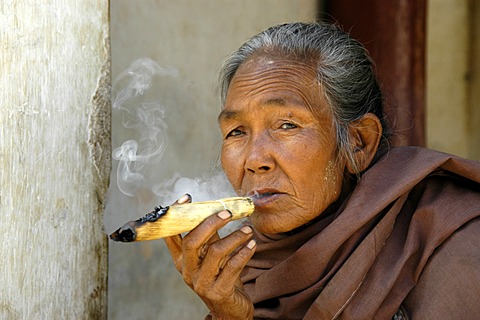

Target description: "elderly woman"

left=164, top=22, right=480, bottom=319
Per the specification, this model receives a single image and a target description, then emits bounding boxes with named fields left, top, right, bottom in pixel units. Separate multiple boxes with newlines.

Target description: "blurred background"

left=107, top=1, right=479, bottom=319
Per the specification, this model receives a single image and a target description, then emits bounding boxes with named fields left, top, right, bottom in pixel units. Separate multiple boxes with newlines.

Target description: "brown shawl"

left=241, top=146, right=480, bottom=319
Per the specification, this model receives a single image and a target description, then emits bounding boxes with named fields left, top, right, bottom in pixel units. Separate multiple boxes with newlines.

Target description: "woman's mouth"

left=248, top=189, right=283, bottom=207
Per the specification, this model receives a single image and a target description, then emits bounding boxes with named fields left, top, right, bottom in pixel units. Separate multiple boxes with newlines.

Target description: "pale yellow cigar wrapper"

left=134, top=197, right=254, bottom=241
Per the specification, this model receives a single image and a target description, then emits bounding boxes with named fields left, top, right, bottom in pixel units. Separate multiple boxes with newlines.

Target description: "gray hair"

left=219, top=22, right=390, bottom=175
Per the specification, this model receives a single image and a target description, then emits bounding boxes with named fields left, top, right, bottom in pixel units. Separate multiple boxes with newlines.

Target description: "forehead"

left=223, top=54, right=328, bottom=114
left=231, top=54, right=318, bottom=89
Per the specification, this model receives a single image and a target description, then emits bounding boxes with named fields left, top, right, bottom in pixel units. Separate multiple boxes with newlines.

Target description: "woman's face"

left=219, top=55, right=346, bottom=234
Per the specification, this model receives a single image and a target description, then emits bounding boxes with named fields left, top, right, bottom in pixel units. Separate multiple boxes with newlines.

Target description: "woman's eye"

left=280, top=123, right=297, bottom=130
left=225, top=129, right=244, bottom=138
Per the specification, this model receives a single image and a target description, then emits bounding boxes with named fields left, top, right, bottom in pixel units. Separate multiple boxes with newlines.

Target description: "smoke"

left=152, top=171, right=235, bottom=205
left=111, top=58, right=175, bottom=197
left=104, top=58, right=235, bottom=232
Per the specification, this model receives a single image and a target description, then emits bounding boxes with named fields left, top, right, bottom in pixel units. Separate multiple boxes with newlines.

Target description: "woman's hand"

left=164, top=194, right=256, bottom=320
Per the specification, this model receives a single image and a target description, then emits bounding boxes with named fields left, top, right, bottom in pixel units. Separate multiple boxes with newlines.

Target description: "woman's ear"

left=346, top=113, right=382, bottom=174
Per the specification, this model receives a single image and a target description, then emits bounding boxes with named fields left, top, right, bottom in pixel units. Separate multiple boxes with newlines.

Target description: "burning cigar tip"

left=110, top=226, right=136, bottom=242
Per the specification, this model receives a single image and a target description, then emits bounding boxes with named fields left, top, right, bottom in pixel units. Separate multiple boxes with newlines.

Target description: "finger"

left=172, top=193, right=192, bottom=205
left=205, top=228, right=221, bottom=246
left=198, top=230, right=222, bottom=260
left=163, top=193, right=193, bottom=271
left=200, top=226, right=253, bottom=273
left=194, top=237, right=256, bottom=302
left=182, top=210, right=232, bottom=282
left=183, top=210, right=233, bottom=258
left=216, top=239, right=256, bottom=286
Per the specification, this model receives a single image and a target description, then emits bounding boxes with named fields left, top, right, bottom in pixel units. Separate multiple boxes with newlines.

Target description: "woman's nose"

left=244, top=133, right=275, bottom=173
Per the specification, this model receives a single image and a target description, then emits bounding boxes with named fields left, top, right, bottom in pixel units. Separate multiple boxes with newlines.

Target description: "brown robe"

left=241, top=146, right=480, bottom=319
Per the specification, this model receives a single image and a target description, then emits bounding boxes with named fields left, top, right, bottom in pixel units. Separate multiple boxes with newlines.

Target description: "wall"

left=468, top=0, right=480, bottom=160
left=107, top=1, right=318, bottom=319
left=0, top=1, right=109, bottom=318
left=426, top=0, right=480, bottom=160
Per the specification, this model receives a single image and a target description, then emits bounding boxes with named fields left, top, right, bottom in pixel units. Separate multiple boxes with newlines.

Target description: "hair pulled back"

left=219, top=22, right=390, bottom=174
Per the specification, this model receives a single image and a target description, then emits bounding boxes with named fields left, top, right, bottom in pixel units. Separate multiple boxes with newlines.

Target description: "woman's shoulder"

left=403, top=216, right=480, bottom=319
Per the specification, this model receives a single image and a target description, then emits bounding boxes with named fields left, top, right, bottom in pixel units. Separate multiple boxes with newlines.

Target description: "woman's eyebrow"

left=218, top=110, right=239, bottom=122
left=262, top=97, right=286, bottom=106
left=218, top=100, right=280, bottom=122
left=218, top=96, right=306, bottom=122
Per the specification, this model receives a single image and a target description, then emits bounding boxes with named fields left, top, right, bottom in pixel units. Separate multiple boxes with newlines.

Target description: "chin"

left=250, top=213, right=293, bottom=235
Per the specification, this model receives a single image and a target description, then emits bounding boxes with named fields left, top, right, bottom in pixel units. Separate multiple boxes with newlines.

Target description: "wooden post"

left=0, top=1, right=110, bottom=318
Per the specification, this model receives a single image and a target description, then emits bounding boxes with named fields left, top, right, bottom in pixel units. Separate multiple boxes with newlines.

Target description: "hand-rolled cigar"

left=109, top=197, right=254, bottom=242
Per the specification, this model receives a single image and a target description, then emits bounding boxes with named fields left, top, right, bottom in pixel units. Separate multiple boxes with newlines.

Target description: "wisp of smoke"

left=106, top=58, right=237, bottom=234
left=111, top=58, right=178, bottom=197
left=152, top=171, right=235, bottom=205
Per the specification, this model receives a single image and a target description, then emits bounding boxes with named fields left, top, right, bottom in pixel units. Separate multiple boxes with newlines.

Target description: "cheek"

left=221, top=148, right=243, bottom=191
left=321, top=164, right=342, bottom=206
left=316, top=161, right=344, bottom=208
left=297, top=152, right=344, bottom=211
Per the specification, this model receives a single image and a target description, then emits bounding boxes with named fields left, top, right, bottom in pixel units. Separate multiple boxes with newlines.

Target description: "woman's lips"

left=248, top=189, right=283, bottom=207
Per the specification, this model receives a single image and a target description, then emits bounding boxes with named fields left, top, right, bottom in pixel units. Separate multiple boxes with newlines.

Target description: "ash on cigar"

left=110, top=225, right=136, bottom=242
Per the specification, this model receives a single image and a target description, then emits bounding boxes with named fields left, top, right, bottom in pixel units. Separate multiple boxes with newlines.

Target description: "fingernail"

left=240, top=226, right=253, bottom=234
left=217, top=210, right=232, bottom=220
left=177, top=194, right=191, bottom=204
left=246, top=239, right=256, bottom=250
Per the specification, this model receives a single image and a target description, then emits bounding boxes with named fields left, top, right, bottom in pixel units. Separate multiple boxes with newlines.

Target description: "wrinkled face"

left=219, top=55, right=346, bottom=234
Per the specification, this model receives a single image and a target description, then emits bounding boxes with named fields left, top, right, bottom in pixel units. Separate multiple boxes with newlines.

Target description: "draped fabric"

left=241, top=147, right=480, bottom=319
